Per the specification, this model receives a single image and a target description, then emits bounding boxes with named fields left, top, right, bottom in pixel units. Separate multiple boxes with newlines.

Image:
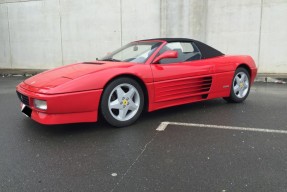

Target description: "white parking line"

left=156, top=121, right=287, bottom=134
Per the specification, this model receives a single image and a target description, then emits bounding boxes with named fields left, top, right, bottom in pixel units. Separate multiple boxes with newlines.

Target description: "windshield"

left=100, top=41, right=162, bottom=63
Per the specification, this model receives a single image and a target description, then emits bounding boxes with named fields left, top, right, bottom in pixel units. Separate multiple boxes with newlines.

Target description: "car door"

left=150, top=41, right=215, bottom=103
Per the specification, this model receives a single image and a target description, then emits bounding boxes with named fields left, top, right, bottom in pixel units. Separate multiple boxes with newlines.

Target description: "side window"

left=158, top=42, right=202, bottom=64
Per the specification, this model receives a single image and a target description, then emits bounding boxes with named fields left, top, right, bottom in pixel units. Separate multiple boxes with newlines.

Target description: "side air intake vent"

left=154, top=76, right=213, bottom=102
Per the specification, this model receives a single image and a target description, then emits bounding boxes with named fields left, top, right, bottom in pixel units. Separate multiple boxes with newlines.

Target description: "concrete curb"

left=255, top=77, right=286, bottom=84
left=0, top=69, right=286, bottom=84
left=0, top=69, right=46, bottom=77
left=256, top=74, right=287, bottom=84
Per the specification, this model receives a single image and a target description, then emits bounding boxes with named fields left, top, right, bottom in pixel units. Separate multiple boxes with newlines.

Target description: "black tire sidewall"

left=100, top=77, right=144, bottom=127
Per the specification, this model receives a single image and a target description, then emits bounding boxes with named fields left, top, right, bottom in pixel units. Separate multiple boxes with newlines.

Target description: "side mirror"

left=152, top=50, right=178, bottom=64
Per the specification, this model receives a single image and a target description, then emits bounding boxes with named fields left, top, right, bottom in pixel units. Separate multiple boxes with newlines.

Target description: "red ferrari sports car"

left=16, top=38, right=257, bottom=127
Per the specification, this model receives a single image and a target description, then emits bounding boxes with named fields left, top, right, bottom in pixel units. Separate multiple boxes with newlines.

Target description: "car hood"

left=23, top=62, right=133, bottom=89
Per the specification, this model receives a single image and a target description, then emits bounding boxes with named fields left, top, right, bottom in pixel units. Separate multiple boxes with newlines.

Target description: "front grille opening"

left=16, top=91, right=30, bottom=106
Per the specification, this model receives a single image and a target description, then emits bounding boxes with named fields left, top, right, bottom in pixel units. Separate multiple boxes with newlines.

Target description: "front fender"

left=47, top=64, right=153, bottom=94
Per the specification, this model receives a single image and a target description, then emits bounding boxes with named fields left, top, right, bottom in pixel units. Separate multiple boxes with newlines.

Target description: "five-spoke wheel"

left=101, top=78, right=144, bottom=127
left=233, top=71, right=249, bottom=99
left=224, top=67, right=250, bottom=103
left=108, top=83, right=140, bottom=121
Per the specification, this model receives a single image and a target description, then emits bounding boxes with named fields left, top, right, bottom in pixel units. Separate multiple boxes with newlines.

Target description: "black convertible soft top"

left=140, top=38, right=224, bottom=59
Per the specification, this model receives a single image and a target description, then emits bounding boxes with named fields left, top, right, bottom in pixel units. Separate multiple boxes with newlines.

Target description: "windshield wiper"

left=100, top=58, right=121, bottom=62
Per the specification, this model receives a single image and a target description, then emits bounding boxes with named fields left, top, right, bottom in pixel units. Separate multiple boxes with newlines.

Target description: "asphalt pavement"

left=0, top=77, right=287, bottom=192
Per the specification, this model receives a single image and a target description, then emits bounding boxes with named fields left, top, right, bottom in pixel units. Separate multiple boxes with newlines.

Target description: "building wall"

left=0, top=0, right=161, bottom=69
left=0, top=0, right=286, bottom=73
left=206, top=0, right=287, bottom=73
left=259, top=0, right=287, bottom=73
left=206, top=0, right=262, bottom=69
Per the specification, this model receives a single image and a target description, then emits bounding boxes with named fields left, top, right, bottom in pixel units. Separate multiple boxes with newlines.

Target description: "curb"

left=0, top=69, right=46, bottom=77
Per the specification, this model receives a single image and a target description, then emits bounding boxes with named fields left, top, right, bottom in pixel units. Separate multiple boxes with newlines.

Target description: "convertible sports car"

left=16, top=38, right=257, bottom=127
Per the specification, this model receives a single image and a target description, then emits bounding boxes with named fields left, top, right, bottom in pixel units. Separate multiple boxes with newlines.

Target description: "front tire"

left=101, top=78, right=144, bottom=127
left=224, top=67, right=250, bottom=103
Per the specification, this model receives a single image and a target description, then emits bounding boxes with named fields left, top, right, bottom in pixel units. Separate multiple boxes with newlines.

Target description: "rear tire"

left=100, top=77, right=144, bottom=127
left=224, top=67, right=250, bottom=103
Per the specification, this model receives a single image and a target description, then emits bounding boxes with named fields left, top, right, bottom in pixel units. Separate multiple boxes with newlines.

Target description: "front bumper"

left=16, top=83, right=103, bottom=125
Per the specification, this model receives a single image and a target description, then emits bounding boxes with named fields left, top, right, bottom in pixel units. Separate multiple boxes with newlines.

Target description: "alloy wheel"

left=108, top=83, right=140, bottom=121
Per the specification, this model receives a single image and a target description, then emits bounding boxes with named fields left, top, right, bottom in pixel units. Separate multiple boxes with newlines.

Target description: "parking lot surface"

left=0, top=77, right=287, bottom=191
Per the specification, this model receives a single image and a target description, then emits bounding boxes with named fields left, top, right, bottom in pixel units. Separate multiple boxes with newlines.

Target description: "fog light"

left=34, top=99, right=47, bottom=110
